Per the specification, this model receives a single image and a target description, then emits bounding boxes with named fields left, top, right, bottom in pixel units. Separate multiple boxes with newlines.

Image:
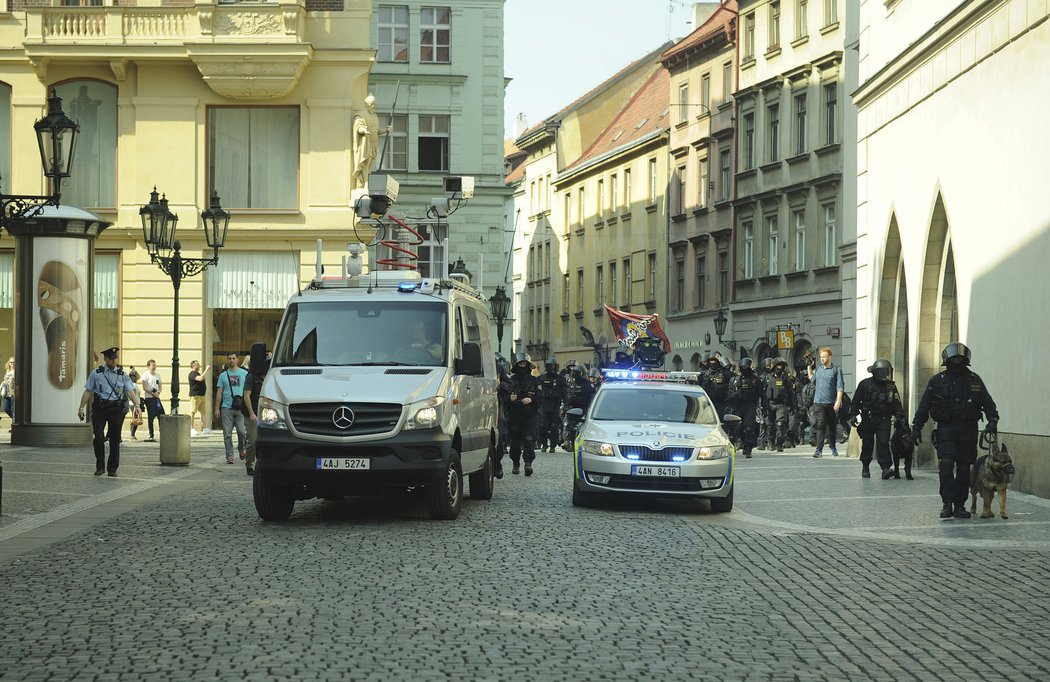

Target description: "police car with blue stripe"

left=572, top=369, right=739, bottom=511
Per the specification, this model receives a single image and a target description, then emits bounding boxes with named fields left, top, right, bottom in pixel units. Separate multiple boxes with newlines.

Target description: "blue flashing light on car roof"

left=397, top=281, right=419, bottom=292
left=600, top=368, right=702, bottom=383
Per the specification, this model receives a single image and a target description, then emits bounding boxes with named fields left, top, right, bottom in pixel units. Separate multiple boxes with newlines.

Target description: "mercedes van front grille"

left=280, top=368, right=323, bottom=375
left=384, top=368, right=432, bottom=375
left=289, top=402, right=402, bottom=436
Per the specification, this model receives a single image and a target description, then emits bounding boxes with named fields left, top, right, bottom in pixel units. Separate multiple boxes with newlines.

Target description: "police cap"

left=101, top=347, right=119, bottom=359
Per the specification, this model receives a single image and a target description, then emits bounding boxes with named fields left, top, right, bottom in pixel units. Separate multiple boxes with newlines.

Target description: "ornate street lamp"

left=141, top=190, right=229, bottom=414
left=489, top=285, right=510, bottom=354
left=713, top=306, right=738, bottom=351
left=0, top=88, right=80, bottom=232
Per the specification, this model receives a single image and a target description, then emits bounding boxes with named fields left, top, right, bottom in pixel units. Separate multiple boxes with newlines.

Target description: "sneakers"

left=512, top=463, right=520, bottom=475
left=953, top=506, right=972, bottom=519
left=524, top=465, right=534, bottom=477
left=145, top=437, right=156, bottom=443
left=939, top=504, right=954, bottom=519
left=190, top=428, right=198, bottom=437
left=813, top=450, right=822, bottom=458
left=830, top=448, right=840, bottom=457
left=239, top=449, right=246, bottom=461
left=226, top=457, right=235, bottom=464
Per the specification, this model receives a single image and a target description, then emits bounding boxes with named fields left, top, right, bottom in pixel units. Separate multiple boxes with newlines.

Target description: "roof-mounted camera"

left=354, top=173, right=400, bottom=218
left=443, top=176, right=474, bottom=199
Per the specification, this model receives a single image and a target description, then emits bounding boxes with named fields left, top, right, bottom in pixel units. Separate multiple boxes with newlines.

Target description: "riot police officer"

left=757, top=357, right=776, bottom=450
left=77, top=347, right=142, bottom=477
left=912, top=343, right=999, bottom=519
left=506, top=353, right=540, bottom=476
left=561, top=364, right=595, bottom=450
left=536, top=358, right=565, bottom=452
left=700, top=352, right=732, bottom=419
left=493, top=353, right=510, bottom=479
left=765, top=357, right=796, bottom=452
left=727, top=358, right=762, bottom=458
left=851, top=359, right=906, bottom=479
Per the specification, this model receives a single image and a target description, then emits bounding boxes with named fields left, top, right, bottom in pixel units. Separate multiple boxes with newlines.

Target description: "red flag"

left=604, top=305, right=671, bottom=352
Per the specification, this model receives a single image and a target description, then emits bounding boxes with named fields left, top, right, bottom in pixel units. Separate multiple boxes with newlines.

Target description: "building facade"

left=659, top=2, right=738, bottom=371
left=731, top=0, right=854, bottom=377
left=0, top=0, right=374, bottom=419
left=854, top=0, right=1050, bottom=492
left=367, top=0, right=509, bottom=303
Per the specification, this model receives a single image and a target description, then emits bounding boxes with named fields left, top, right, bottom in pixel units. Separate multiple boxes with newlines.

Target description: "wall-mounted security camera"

left=430, top=197, right=452, bottom=218
left=443, top=176, right=475, bottom=199
left=355, top=173, right=400, bottom=217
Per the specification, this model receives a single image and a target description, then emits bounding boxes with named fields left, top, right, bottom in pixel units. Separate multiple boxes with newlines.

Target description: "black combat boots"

left=939, top=503, right=953, bottom=519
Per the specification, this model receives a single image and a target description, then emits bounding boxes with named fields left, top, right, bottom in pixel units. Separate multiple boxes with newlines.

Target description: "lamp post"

left=141, top=189, right=229, bottom=414
left=489, top=285, right=510, bottom=354
left=713, top=306, right=738, bottom=352
left=0, top=89, right=79, bottom=232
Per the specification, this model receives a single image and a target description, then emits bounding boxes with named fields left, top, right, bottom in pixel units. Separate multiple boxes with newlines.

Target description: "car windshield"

left=590, top=387, right=719, bottom=426
left=272, top=300, right=447, bottom=367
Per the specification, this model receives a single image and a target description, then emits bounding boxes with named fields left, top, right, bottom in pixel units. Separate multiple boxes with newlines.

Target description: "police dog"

left=969, top=444, right=1015, bottom=519
left=889, top=423, right=915, bottom=480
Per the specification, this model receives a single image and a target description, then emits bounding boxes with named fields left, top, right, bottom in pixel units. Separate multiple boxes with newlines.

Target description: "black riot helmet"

left=740, top=357, right=754, bottom=372
left=773, top=357, right=788, bottom=371
left=570, top=364, right=586, bottom=379
left=706, top=353, right=721, bottom=367
left=545, top=358, right=558, bottom=372
left=511, top=352, right=530, bottom=373
left=941, top=342, right=971, bottom=367
left=868, top=358, right=893, bottom=381
left=762, top=357, right=775, bottom=372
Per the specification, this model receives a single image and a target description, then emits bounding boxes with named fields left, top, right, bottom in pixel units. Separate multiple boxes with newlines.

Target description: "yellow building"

left=553, top=68, right=670, bottom=367
left=0, top=0, right=373, bottom=419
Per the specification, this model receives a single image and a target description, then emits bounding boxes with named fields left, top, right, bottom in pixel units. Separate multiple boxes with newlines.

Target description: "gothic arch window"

left=53, top=80, right=117, bottom=209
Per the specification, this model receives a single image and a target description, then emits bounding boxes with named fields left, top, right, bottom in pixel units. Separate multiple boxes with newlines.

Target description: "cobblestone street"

left=2, top=435, right=1050, bottom=681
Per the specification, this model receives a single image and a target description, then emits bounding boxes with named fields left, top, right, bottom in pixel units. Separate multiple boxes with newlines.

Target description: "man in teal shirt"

left=808, top=347, right=844, bottom=457
left=214, top=351, right=249, bottom=464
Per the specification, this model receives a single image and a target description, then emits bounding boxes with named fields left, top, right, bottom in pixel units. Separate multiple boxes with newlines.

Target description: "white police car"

left=572, top=369, right=738, bottom=512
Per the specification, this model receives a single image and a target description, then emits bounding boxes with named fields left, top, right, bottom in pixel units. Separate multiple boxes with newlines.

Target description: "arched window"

left=690, top=353, right=702, bottom=371
left=54, top=80, right=117, bottom=209
left=672, top=354, right=684, bottom=371
left=0, top=81, right=11, bottom=194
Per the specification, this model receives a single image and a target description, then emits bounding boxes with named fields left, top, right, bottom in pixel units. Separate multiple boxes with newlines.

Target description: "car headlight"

left=696, top=445, right=730, bottom=460
left=405, top=396, right=446, bottom=430
left=258, top=397, right=288, bottom=430
left=580, top=439, right=615, bottom=457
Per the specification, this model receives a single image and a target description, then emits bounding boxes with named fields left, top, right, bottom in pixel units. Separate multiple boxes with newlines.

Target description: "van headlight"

left=697, top=445, right=729, bottom=460
left=580, top=440, right=615, bottom=457
left=405, top=396, right=446, bottom=430
left=258, top=397, right=288, bottom=430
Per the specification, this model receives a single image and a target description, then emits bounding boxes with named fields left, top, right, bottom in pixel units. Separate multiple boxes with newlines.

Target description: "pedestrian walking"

left=493, top=353, right=509, bottom=479
left=214, top=352, right=249, bottom=464
left=808, top=347, right=844, bottom=457
left=505, top=352, right=539, bottom=476
left=126, top=366, right=143, bottom=439
left=1, top=356, right=15, bottom=419
left=140, top=359, right=164, bottom=442
left=536, top=358, right=565, bottom=452
left=77, top=347, right=142, bottom=477
left=726, top=357, right=762, bottom=458
left=911, top=343, right=999, bottom=520
left=850, top=359, right=906, bottom=479
left=187, top=359, right=210, bottom=435
left=242, top=343, right=269, bottom=476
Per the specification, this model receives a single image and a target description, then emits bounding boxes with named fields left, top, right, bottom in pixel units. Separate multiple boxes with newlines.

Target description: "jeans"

left=145, top=396, right=164, bottom=438
left=811, top=403, right=838, bottom=451
left=245, top=416, right=258, bottom=468
left=2, top=396, right=13, bottom=419
left=221, top=408, right=247, bottom=459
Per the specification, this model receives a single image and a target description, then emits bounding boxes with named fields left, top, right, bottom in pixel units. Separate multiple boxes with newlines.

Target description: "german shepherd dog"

left=889, top=423, right=915, bottom=480
left=970, top=443, right=1015, bottom=519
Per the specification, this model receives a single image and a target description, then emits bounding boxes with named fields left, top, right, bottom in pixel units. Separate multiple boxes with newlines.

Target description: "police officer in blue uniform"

left=77, top=347, right=142, bottom=477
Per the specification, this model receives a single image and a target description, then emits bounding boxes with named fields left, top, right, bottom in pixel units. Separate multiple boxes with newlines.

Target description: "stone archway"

left=875, top=214, right=911, bottom=410
left=917, top=194, right=959, bottom=390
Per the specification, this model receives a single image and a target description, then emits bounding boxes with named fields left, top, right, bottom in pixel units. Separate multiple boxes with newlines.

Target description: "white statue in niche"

left=352, top=94, right=389, bottom=189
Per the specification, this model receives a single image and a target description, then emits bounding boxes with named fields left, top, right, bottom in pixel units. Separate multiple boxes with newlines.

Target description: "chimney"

left=515, top=112, right=529, bottom=138
left=693, top=1, right=720, bottom=29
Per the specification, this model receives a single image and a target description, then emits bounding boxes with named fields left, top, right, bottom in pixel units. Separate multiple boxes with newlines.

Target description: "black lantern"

left=489, top=285, right=510, bottom=354
left=0, top=88, right=80, bottom=232
left=34, top=88, right=80, bottom=195
left=200, top=191, right=230, bottom=252
left=713, top=307, right=737, bottom=351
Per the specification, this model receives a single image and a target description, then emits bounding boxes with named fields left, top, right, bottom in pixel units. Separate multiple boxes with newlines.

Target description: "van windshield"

left=272, top=301, right=448, bottom=367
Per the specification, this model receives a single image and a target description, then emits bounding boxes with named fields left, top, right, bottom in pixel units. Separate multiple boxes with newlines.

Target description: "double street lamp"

left=0, top=89, right=80, bottom=232
left=713, top=306, right=738, bottom=352
left=488, top=285, right=510, bottom=354
left=141, top=189, right=230, bottom=414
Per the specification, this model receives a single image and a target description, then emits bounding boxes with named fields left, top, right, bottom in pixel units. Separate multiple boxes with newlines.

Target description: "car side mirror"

left=566, top=408, right=584, bottom=417
left=722, top=414, right=742, bottom=424
left=456, top=341, right=483, bottom=376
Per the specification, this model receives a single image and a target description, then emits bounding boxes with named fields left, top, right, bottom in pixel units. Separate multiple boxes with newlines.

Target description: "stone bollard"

left=159, top=414, right=191, bottom=466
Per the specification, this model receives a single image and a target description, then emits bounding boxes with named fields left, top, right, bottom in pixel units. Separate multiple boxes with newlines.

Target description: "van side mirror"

left=456, top=341, right=483, bottom=376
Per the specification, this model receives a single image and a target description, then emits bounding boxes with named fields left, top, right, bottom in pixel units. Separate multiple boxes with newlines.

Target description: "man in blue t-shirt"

left=808, top=347, right=845, bottom=457
left=214, top=351, right=249, bottom=464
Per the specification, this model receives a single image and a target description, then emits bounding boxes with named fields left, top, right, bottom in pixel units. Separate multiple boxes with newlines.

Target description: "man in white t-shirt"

left=141, top=359, right=165, bottom=442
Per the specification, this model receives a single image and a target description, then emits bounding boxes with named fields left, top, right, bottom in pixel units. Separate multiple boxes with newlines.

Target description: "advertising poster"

left=31, top=237, right=89, bottom=424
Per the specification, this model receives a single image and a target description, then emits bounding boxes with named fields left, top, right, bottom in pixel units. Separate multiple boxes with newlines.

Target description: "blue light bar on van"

left=601, top=369, right=702, bottom=383
left=397, top=281, right=419, bottom=292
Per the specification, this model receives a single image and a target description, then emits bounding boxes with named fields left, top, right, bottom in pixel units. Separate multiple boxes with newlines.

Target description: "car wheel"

left=572, top=480, right=597, bottom=508
left=709, top=485, right=734, bottom=513
left=427, top=451, right=463, bottom=519
left=469, top=443, right=496, bottom=500
left=253, top=469, right=294, bottom=521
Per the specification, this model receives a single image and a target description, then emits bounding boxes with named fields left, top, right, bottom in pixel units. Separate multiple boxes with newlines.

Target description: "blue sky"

left=503, top=0, right=697, bottom=138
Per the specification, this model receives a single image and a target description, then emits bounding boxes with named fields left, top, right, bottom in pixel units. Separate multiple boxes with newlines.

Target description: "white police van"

left=572, top=369, right=738, bottom=512
left=252, top=248, right=499, bottom=521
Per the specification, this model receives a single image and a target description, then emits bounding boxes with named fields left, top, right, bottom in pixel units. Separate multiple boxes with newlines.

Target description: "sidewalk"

left=0, top=422, right=249, bottom=555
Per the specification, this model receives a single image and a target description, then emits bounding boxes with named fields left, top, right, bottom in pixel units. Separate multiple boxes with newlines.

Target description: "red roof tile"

left=661, top=1, right=737, bottom=65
